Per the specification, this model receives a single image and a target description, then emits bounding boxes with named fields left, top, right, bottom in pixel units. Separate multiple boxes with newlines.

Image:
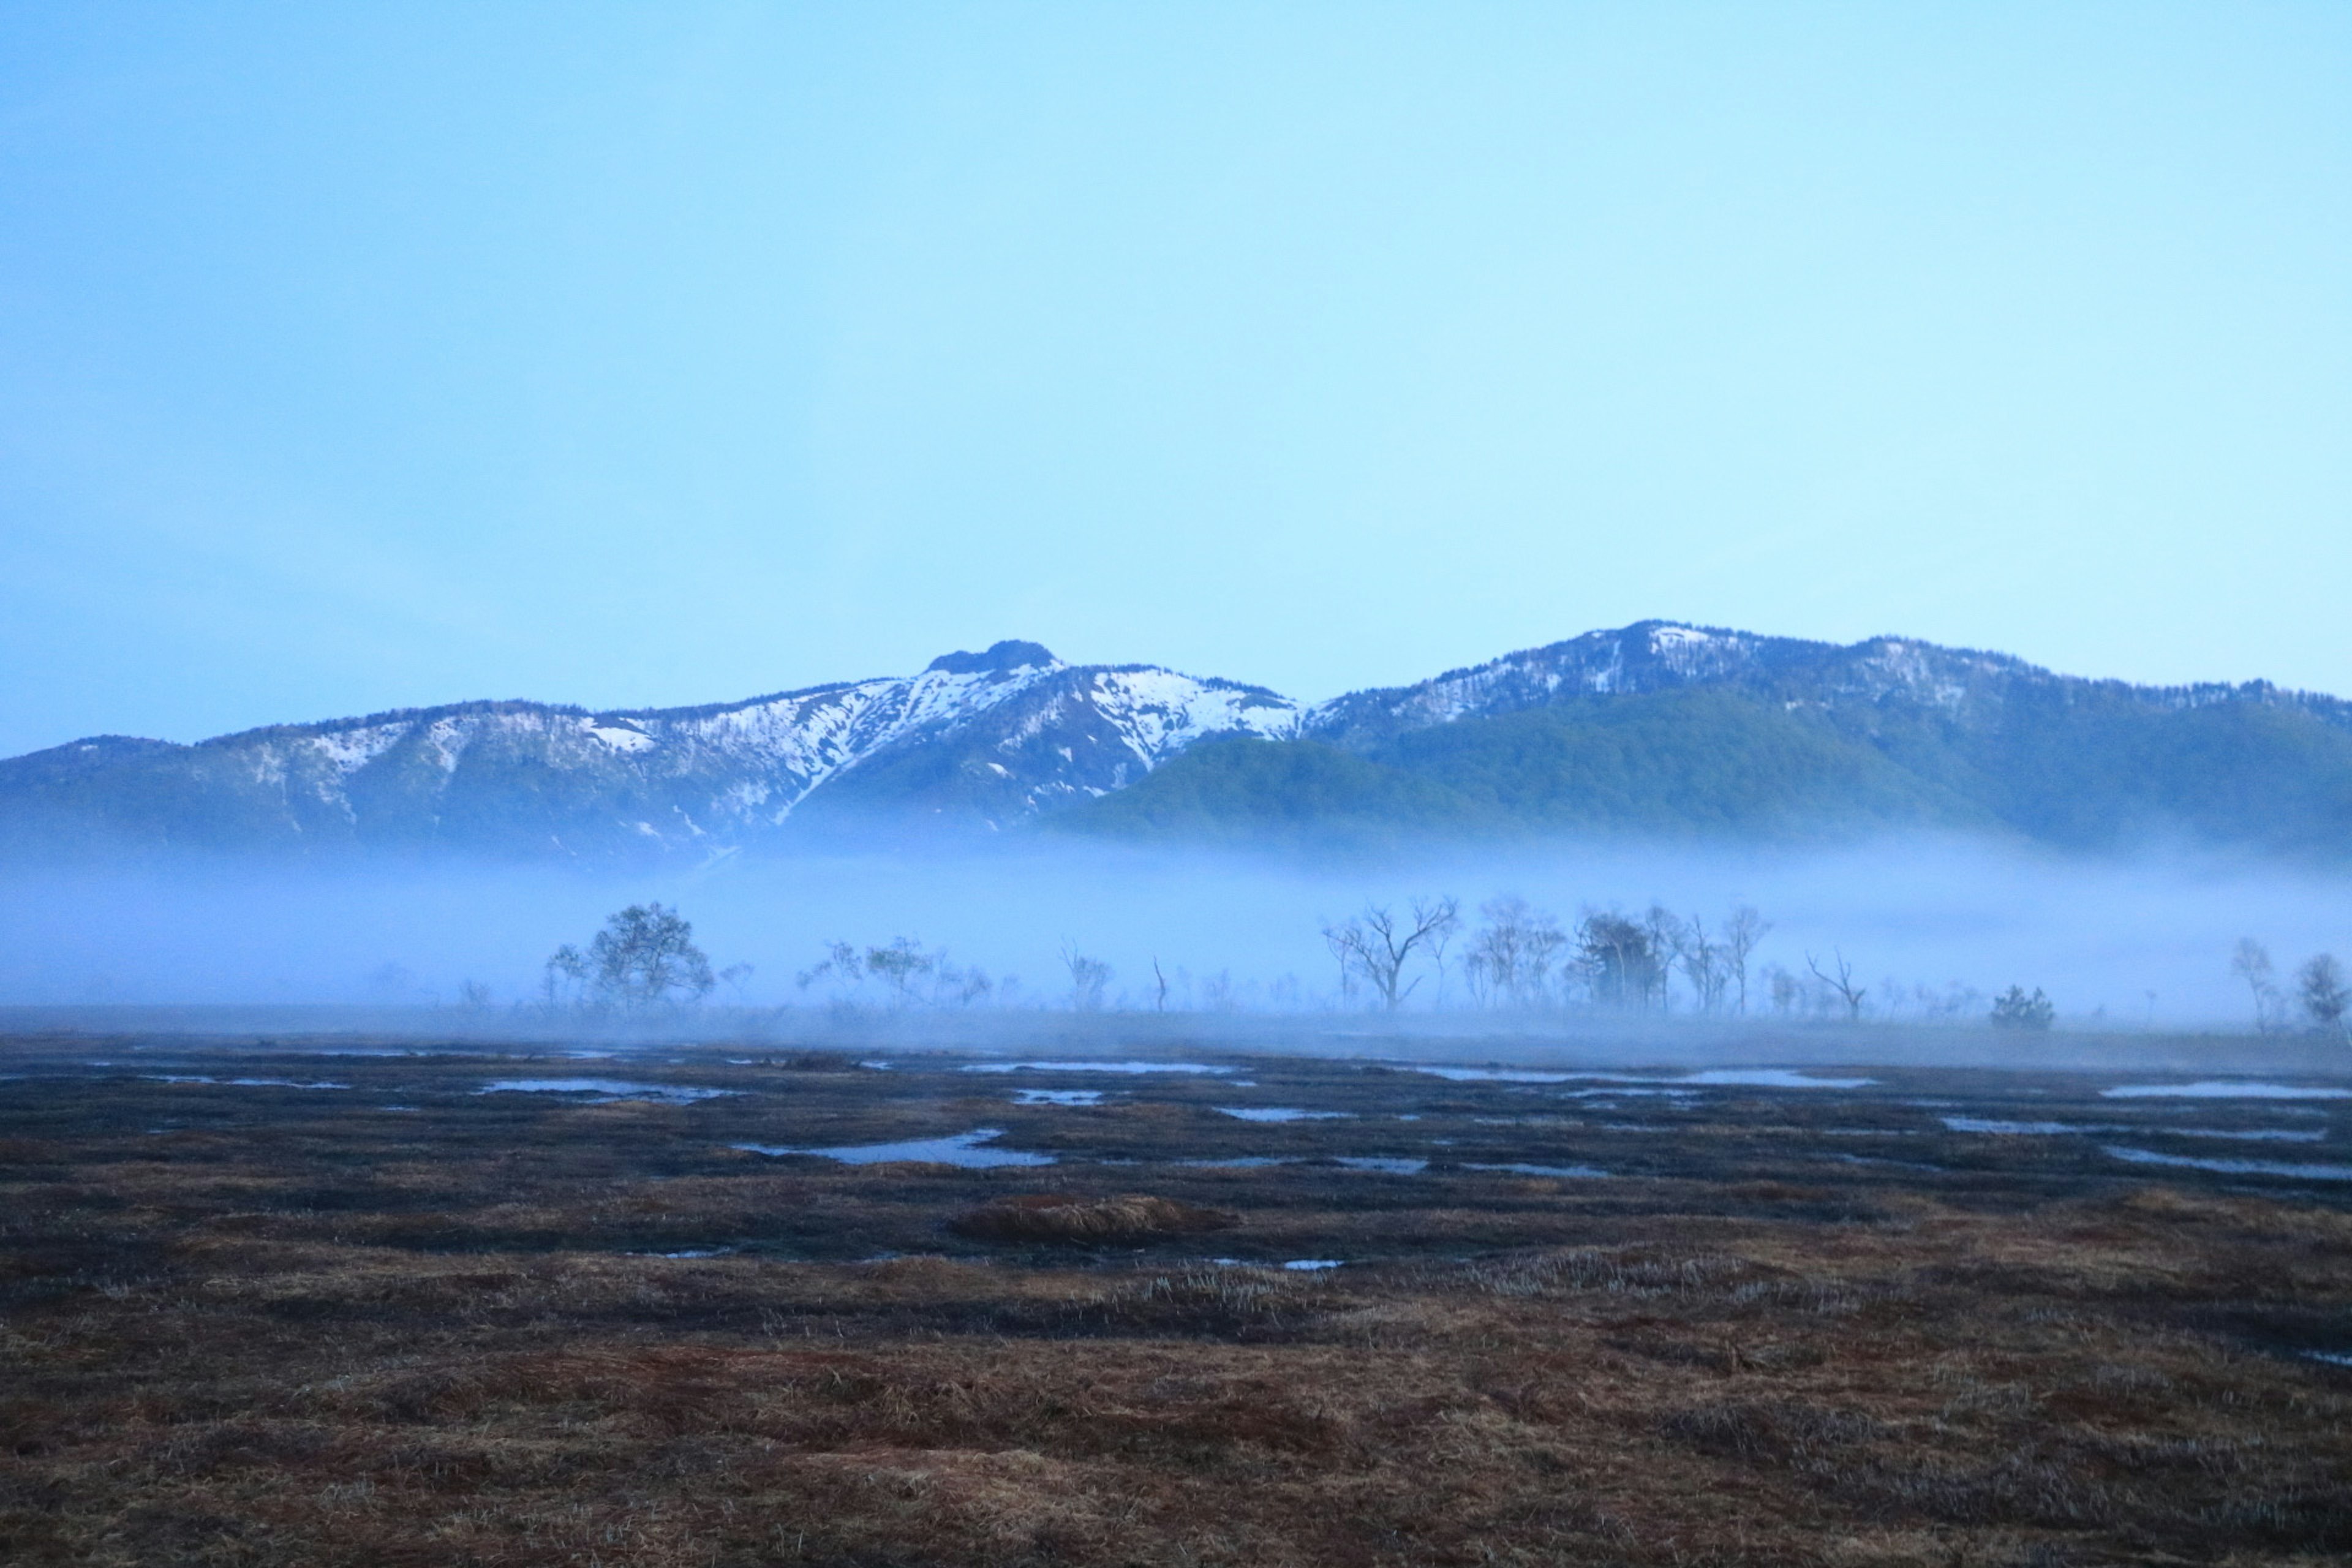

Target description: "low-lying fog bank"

left=1, top=833, right=2344, bottom=1036
left=3, top=1006, right=2346, bottom=1077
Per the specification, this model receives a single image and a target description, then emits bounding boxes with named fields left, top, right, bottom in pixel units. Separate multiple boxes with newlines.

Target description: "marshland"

left=4, top=1028, right=2350, bottom=1566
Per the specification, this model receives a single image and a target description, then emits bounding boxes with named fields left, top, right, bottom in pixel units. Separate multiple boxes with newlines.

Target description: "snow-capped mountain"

left=0, top=641, right=1300, bottom=861
left=1300, top=619, right=2343, bottom=745
left=4, top=622, right=2345, bottom=862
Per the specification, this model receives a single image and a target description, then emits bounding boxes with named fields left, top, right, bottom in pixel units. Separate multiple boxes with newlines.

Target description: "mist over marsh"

left=3, top=832, right=2342, bottom=1035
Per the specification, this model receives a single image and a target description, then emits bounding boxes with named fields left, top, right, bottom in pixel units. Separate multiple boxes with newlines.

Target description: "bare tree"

left=1463, top=896, right=1567, bottom=1010
left=1200, top=969, right=1238, bottom=1012
left=2233, top=939, right=2283, bottom=1033
left=2299, top=954, right=2348, bottom=1037
left=1724, top=905, right=1770, bottom=1016
left=1426, top=910, right=1460, bottom=1008
left=862, top=938, right=937, bottom=1007
left=1324, top=897, right=1460, bottom=1011
left=1061, top=943, right=1113, bottom=1012
left=1671, top=913, right=1732, bottom=1016
left=1643, top=907, right=1683, bottom=1012
left=796, top=941, right=861, bottom=995
left=1152, top=957, right=1170, bottom=1014
left=937, top=962, right=995, bottom=1007
left=797, top=938, right=992, bottom=1008
left=1805, top=949, right=1866, bottom=1022
left=541, top=944, right=589, bottom=1010
left=1913, top=980, right=1983, bottom=1019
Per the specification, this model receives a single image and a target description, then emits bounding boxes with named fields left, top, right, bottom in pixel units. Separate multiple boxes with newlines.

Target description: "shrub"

left=1989, top=986, right=2055, bottom=1030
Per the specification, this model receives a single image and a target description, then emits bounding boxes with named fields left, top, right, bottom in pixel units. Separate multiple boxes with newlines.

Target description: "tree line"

left=2231, top=940, right=2349, bottom=1036
left=509, top=901, right=2347, bottom=1039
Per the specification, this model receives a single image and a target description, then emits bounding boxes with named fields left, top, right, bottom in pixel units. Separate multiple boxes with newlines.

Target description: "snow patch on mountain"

left=584, top=718, right=656, bottom=753
left=97, top=645, right=1303, bottom=853
left=12, top=620, right=2343, bottom=862
left=312, top=723, right=409, bottom=775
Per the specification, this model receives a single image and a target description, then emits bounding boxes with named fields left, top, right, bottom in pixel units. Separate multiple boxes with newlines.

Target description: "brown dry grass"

left=951, top=1192, right=1241, bottom=1244
left=2, top=1038, right=2350, bottom=1565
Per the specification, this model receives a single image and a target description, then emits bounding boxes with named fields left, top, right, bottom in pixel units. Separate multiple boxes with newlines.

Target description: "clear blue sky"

left=4, top=2, right=2348, bottom=758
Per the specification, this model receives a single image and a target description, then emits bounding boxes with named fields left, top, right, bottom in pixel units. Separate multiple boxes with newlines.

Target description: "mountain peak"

left=7, top=624, right=2348, bottom=867
left=924, top=640, right=1060, bottom=675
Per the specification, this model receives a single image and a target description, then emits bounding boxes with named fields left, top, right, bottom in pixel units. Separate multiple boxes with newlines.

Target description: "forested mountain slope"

left=1063, top=622, right=2352, bottom=858
left=6, top=622, right=2346, bottom=862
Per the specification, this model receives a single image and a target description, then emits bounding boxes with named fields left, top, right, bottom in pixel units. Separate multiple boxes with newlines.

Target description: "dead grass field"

left=2, top=1034, right=2350, bottom=1566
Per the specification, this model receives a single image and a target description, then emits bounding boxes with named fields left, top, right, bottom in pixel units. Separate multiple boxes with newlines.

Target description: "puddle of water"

left=1215, top=1107, right=1351, bottom=1122
left=1416, top=1066, right=1871, bottom=1090
left=961, top=1060, right=1234, bottom=1075
left=628, top=1247, right=734, bottom=1259
left=1464, top=1161, right=1610, bottom=1178
left=1940, top=1114, right=2332, bottom=1142
left=147, top=1076, right=349, bottom=1089
left=1826, top=1152, right=1950, bottom=1172
left=2102, top=1146, right=2352, bottom=1181
left=475, top=1079, right=739, bottom=1104
left=733, top=1129, right=1055, bottom=1167
left=1014, top=1089, right=1104, bottom=1106
left=1562, top=1088, right=1698, bottom=1099
left=2305, top=1351, right=2352, bottom=1367
left=1943, top=1117, right=2101, bottom=1136
left=1332, top=1156, right=1428, bottom=1174
left=1679, top=1069, right=1876, bottom=1089
left=1283, top=1259, right=1344, bottom=1270
left=1174, top=1156, right=1297, bottom=1168
left=2103, top=1082, right=2352, bottom=1101
left=2173, top=1127, right=2328, bottom=1143
left=1413, top=1068, right=1599, bottom=1083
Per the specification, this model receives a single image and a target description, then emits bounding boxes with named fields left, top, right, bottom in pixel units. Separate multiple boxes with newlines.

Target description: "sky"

left=2, top=2, right=2348, bottom=758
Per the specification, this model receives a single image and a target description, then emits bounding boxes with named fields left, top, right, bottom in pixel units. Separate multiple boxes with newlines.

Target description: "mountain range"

left=4, top=622, right=2348, bottom=864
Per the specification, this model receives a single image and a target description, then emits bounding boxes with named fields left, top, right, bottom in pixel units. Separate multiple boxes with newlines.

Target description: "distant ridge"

left=4, top=622, right=2348, bottom=863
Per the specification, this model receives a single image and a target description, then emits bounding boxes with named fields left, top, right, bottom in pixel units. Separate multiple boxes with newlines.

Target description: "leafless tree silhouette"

left=1806, top=949, right=1866, bottom=1022
left=1324, top=898, right=1460, bottom=1010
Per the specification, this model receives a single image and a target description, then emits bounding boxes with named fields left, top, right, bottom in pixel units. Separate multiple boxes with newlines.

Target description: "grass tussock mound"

left=952, top=1192, right=1240, bottom=1245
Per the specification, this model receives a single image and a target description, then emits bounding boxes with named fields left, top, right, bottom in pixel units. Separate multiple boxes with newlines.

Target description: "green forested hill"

left=1054, top=683, right=2352, bottom=856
